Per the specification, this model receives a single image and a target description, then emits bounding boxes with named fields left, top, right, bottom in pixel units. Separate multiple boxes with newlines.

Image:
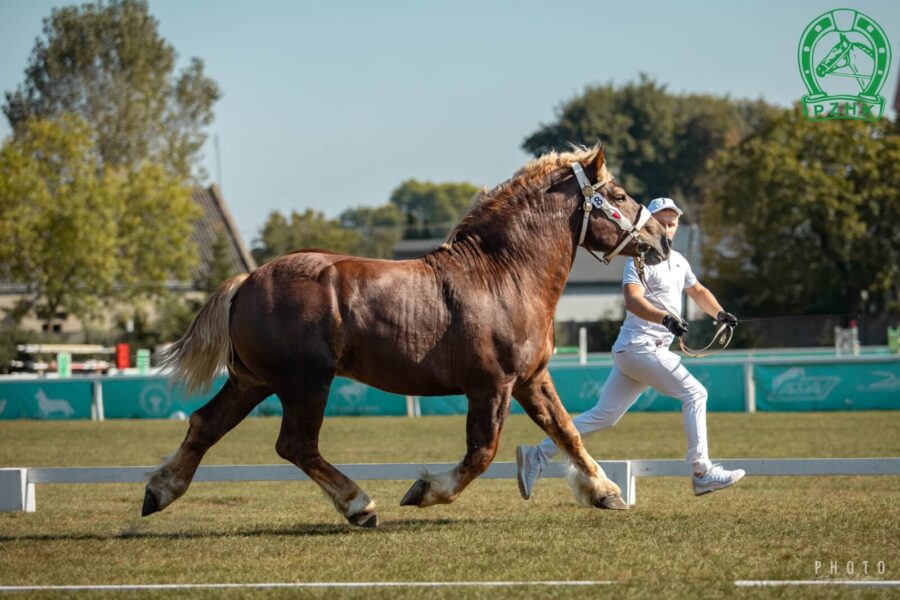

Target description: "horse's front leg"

left=401, top=382, right=512, bottom=507
left=514, top=369, right=627, bottom=510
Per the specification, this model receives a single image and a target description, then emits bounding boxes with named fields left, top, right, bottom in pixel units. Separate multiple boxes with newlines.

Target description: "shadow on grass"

left=0, top=517, right=477, bottom=543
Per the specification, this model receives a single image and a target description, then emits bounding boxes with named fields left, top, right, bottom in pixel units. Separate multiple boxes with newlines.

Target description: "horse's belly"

left=336, top=357, right=461, bottom=397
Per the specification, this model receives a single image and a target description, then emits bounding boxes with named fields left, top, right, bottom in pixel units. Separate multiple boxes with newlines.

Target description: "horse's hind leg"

left=514, top=369, right=626, bottom=510
left=401, top=383, right=512, bottom=508
left=274, top=377, right=378, bottom=528
left=142, top=377, right=271, bottom=516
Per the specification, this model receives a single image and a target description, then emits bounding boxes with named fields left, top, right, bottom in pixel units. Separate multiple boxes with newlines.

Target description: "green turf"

left=1, top=412, right=898, bottom=599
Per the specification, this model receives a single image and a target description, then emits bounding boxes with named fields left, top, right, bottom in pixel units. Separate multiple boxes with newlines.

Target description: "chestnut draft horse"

left=143, top=146, right=669, bottom=527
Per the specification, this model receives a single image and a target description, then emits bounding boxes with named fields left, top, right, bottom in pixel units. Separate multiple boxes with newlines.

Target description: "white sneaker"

left=516, top=445, right=546, bottom=500
left=693, top=464, right=745, bottom=496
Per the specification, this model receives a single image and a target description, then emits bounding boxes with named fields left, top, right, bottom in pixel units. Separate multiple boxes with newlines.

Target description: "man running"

left=516, top=197, right=744, bottom=499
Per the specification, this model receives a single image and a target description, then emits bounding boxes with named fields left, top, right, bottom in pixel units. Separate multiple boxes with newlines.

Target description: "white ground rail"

left=2, top=458, right=898, bottom=512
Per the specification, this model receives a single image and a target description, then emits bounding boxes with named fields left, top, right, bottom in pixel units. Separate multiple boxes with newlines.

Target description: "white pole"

left=92, top=379, right=105, bottom=422
left=578, top=327, right=587, bottom=365
left=406, top=396, right=419, bottom=418
left=743, top=362, right=756, bottom=413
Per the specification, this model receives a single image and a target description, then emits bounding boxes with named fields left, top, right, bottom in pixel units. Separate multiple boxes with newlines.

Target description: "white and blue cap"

left=647, top=197, right=683, bottom=216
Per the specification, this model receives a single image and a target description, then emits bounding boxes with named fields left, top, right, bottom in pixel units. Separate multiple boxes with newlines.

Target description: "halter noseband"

left=571, top=162, right=652, bottom=264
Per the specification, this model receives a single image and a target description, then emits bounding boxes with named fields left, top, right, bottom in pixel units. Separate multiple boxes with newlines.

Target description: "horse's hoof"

left=347, top=511, right=379, bottom=528
left=400, top=479, right=429, bottom=507
left=141, top=488, right=160, bottom=517
left=594, top=494, right=629, bottom=510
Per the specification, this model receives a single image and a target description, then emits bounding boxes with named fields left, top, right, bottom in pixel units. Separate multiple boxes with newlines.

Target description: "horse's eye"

left=615, top=194, right=626, bottom=202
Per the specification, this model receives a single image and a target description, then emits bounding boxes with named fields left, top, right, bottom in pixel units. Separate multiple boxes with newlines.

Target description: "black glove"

left=662, top=315, right=688, bottom=337
left=716, top=310, right=738, bottom=328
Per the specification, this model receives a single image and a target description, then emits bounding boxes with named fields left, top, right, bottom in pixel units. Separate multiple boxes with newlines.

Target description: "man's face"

left=653, top=209, right=680, bottom=240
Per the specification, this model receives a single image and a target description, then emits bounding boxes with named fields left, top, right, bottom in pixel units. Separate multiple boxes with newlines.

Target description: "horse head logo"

left=798, top=9, right=891, bottom=121
left=815, top=33, right=876, bottom=83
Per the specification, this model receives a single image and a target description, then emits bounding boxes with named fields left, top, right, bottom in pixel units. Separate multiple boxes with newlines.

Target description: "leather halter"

left=571, top=162, right=652, bottom=264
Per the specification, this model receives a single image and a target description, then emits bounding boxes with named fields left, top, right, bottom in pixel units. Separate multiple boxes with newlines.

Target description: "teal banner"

left=0, top=380, right=93, bottom=420
left=251, top=377, right=407, bottom=418
left=548, top=362, right=744, bottom=413
left=102, top=376, right=225, bottom=419
left=0, top=359, right=896, bottom=419
left=417, top=362, right=744, bottom=415
left=755, top=361, right=900, bottom=411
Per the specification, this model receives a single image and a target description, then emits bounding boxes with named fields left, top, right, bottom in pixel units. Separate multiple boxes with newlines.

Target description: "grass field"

left=1, top=412, right=898, bottom=598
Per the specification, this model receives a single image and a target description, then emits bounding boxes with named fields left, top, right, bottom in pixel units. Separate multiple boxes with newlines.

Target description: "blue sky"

left=1, top=0, right=897, bottom=245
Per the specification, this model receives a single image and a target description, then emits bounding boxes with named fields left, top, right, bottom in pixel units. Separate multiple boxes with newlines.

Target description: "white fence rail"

left=3, top=458, right=898, bottom=513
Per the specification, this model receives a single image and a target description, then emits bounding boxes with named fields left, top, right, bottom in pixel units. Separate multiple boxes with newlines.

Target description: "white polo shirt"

left=612, top=249, right=697, bottom=353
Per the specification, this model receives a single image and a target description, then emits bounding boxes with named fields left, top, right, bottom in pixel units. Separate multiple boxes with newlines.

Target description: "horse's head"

left=558, top=148, right=669, bottom=265
left=816, top=33, right=852, bottom=77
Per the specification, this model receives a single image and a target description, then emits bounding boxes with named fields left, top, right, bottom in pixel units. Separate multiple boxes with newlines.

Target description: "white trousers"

left=538, top=346, right=712, bottom=472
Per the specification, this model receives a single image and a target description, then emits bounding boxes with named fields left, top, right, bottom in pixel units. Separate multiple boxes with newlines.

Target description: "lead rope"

left=633, top=253, right=734, bottom=358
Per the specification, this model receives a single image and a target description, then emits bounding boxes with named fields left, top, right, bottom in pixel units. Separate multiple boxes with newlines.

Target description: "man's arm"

left=624, top=283, right=669, bottom=324
left=685, top=282, right=724, bottom=319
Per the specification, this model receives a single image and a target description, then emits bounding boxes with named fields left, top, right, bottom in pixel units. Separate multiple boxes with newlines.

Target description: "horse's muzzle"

left=640, top=236, right=670, bottom=266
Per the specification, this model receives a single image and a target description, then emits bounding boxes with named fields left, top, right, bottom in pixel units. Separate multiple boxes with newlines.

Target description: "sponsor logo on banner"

left=768, top=368, right=840, bottom=402
left=139, top=384, right=173, bottom=417
left=335, top=380, right=367, bottom=409
left=35, top=388, right=75, bottom=417
left=578, top=379, right=602, bottom=401
left=860, top=370, right=900, bottom=392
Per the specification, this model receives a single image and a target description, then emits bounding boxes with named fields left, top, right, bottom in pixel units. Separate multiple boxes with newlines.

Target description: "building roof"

left=190, top=184, right=256, bottom=278
left=392, top=238, right=445, bottom=260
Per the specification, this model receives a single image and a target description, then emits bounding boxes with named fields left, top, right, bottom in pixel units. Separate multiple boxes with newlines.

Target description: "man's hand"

left=662, top=315, right=688, bottom=337
left=716, top=310, right=738, bottom=328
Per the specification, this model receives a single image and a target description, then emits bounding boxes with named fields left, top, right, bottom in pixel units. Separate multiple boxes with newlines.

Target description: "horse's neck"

left=436, top=196, right=578, bottom=309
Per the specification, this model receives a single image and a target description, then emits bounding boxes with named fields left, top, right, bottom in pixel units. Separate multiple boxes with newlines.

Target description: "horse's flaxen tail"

left=160, top=273, right=250, bottom=395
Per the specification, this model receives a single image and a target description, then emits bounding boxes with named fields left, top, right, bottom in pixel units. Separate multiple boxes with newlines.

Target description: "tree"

left=252, top=209, right=363, bottom=264
left=388, top=179, right=480, bottom=239
left=251, top=179, right=479, bottom=262
left=522, top=75, right=775, bottom=218
left=198, top=233, right=238, bottom=293
left=0, top=115, right=198, bottom=328
left=701, top=108, right=900, bottom=319
left=3, top=0, right=220, bottom=180
left=339, top=204, right=405, bottom=258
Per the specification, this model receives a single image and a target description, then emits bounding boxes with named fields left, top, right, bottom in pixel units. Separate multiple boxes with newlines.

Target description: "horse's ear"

left=591, top=146, right=606, bottom=172
left=582, top=146, right=606, bottom=182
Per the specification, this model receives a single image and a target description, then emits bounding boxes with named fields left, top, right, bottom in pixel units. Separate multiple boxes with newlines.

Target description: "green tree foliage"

left=0, top=325, right=17, bottom=373
left=339, top=204, right=405, bottom=258
left=3, top=0, right=220, bottom=180
left=522, top=75, right=776, bottom=218
left=701, top=108, right=900, bottom=318
left=0, top=116, right=198, bottom=327
left=252, top=180, right=478, bottom=262
left=252, top=209, right=363, bottom=265
left=389, top=179, right=480, bottom=238
left=198, top=233, right=238, bottom=293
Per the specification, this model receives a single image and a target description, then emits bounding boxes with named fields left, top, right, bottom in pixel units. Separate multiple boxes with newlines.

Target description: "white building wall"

left=555, top=286, right=624, bottom=322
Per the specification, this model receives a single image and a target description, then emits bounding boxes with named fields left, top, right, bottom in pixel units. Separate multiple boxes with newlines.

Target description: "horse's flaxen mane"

left=443, top=145, right=611, bottom=247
